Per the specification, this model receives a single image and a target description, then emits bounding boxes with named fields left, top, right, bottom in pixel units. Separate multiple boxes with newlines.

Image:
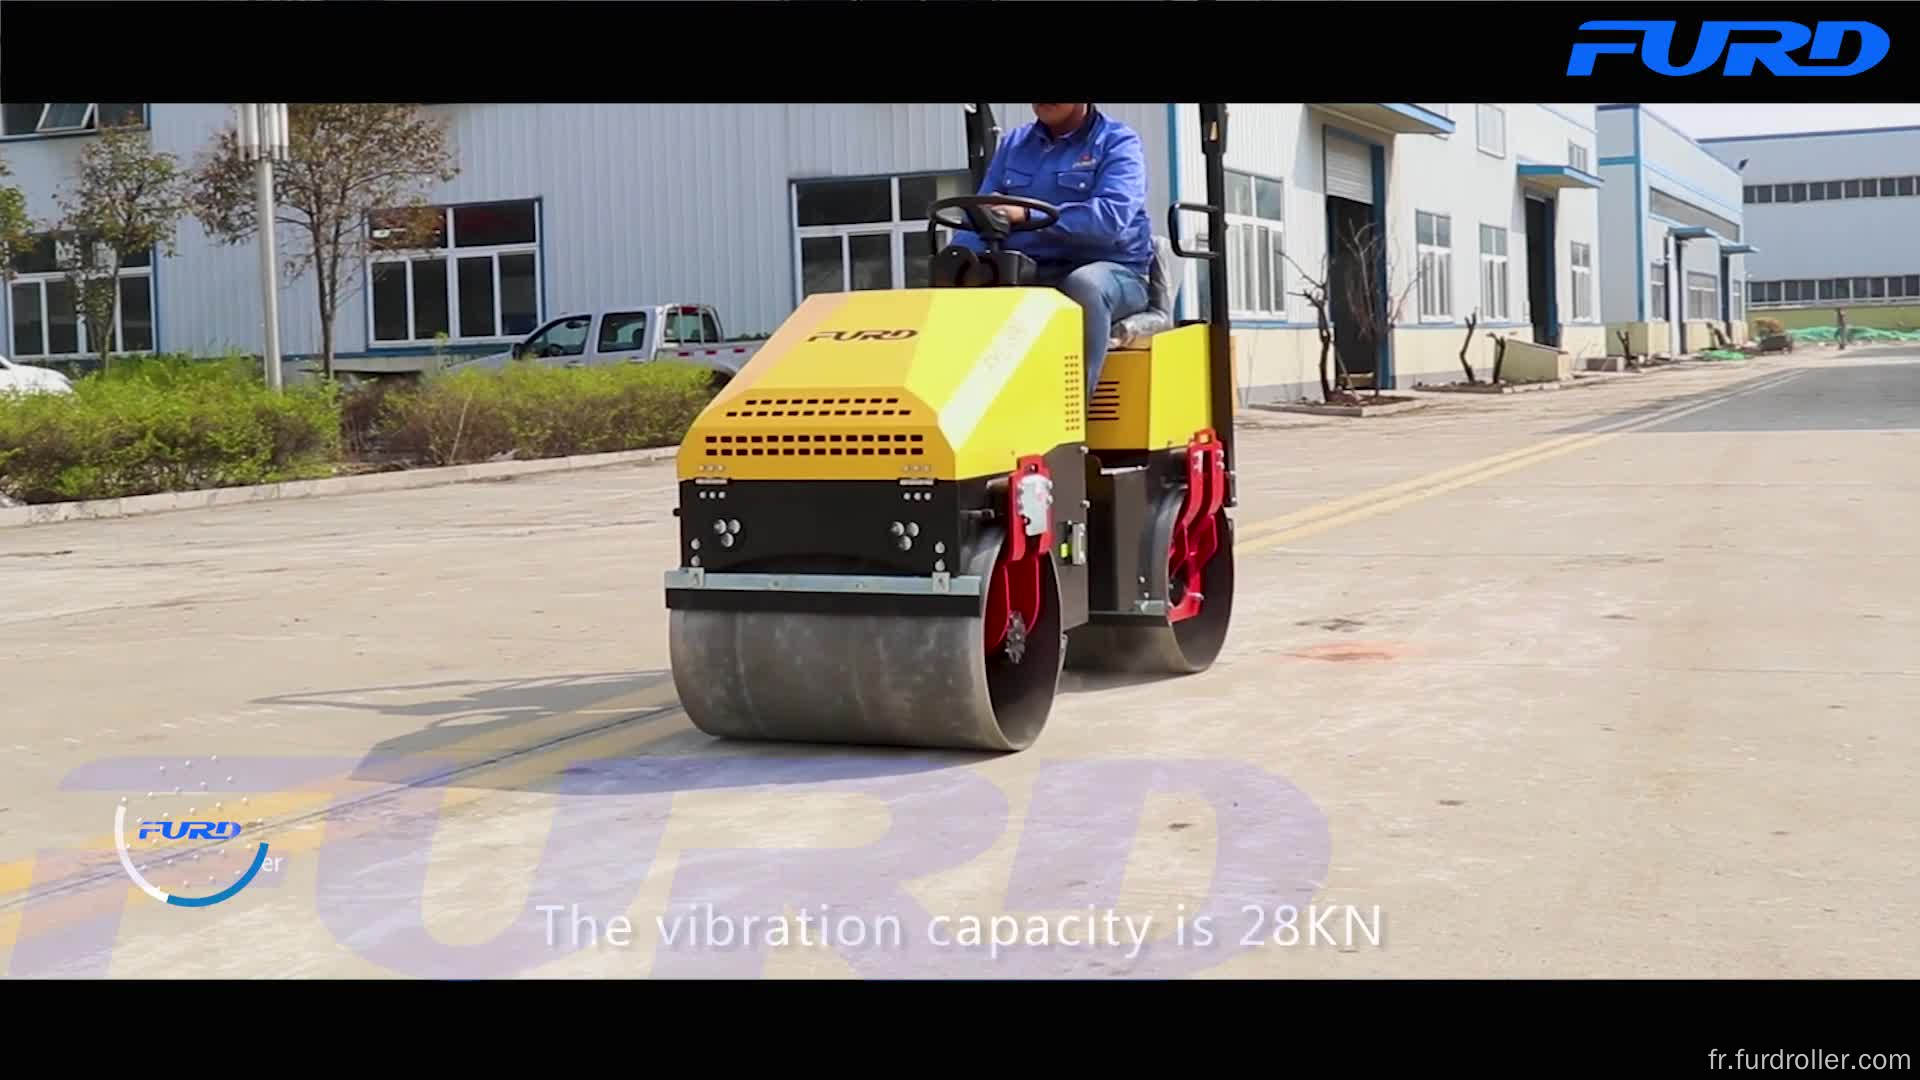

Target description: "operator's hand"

left=993, top=202, right=1030, bottom=225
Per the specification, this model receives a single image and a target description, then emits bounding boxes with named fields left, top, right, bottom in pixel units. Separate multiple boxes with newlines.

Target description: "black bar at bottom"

left=664, top=588, right=980, bottom=618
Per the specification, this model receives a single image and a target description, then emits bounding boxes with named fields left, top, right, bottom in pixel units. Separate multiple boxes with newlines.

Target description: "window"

left=596, top=311, right=649, bottom=353
left=368, top=200, right=540, bottom=345
left=791, top=170, right=970, bottom=299
left=1834, top=277, right=1852, bottom=300
left=1809, top=183, right=1827, bottom=202
left=1570, top=242, right=1593, bottom=321
left=5, top=234, right=153, bottom=357
left=1223, top=169, right=1285, bottom=318
left=662, top=307, right=720, bottom=344
left=519, top=315, right=590, bottom=359
left=1686, top=272, right=1717, bottom=320
left=1475, top=105, right=1506, bottom=157
left=1754, top=185, right=1773, bottom=204
left=1817, top=279, right=1836, bottom=301
left=1416, top=211, right=1452, bottom=321
left=1569, top=141, right=1589, bottom=173
left=1790, top=182, right=1807, bottom=203
left=1900, top=177, right=1917, bottom=197
left=1783, top=280, right=1803, bottom=303
left=1844, top=179, right=1863, bottom=198
left=1773, top=184, right=1790, bottom=203
left=1478, top=224, right=1509, bottom=321
left=1827, top=181, right=1844, bottom=199
left=1907, top=275, right=1920, bottom=297
left=1, top=103, right=144, bottom=138
left=1649, top=262, right=1668, bottom=321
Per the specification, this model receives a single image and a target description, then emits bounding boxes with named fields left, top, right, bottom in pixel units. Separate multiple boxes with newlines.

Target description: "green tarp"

left=1788, top=325, right=1920, bottom=344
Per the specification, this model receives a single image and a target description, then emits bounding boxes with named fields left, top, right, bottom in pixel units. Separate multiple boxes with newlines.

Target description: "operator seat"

left=1108, top=234, right=1181, bottom=350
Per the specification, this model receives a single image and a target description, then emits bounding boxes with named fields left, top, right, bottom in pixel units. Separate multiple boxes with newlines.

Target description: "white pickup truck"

left=460, top=303, right=763, bottom=387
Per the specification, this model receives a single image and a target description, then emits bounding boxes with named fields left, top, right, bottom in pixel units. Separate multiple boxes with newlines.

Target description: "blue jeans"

left=1032, top=260, right=1150, bottom=398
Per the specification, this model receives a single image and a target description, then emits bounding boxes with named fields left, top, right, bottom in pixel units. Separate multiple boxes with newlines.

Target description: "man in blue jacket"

left=948, top=103, right=1155, bottom=398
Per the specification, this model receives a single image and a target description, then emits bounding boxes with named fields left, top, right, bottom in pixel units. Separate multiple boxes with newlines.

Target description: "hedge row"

left=0, top=354, right=713, bottom=505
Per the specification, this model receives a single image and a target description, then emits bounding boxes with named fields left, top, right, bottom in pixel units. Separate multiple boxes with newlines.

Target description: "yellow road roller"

left=664, top=103, right=1238, bottom=752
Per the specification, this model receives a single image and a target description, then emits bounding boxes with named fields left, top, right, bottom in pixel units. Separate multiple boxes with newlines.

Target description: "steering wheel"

left=928, top=194, right=1061, bottom=237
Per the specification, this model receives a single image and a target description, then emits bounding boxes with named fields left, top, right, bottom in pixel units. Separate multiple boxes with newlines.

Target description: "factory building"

left=1700, top=124, right=1920, bottom=330
left=3, top=102, right=1605, bottom=398
left=1596, top=104, right=1753, bottom=357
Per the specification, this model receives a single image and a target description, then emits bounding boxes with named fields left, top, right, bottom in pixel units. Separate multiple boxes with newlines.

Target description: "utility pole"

left=235, top=104, right=289, bottom=390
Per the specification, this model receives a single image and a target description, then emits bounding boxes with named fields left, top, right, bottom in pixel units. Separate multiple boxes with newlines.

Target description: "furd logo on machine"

left=1567, top=20, right=1890, bottom=76
left=807, top=329, right=920, bottom=342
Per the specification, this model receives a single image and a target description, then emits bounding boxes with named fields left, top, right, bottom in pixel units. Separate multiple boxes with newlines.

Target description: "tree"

left=48, top=120, right=187, bottom=370
left=0, top=155, right=32, bottom=280
left=1457, top=310, right=1480, bottom=384
left=1281, top=249, right=1342, bottom=402
left=1285, top=219, right=1425, bottom=403
left=187, top=104, right=458, bottom=380
left=1330, top=218, right=1422, bottom=400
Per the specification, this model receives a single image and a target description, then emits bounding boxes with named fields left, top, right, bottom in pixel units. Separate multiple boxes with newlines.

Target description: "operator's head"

left=1032, top=103, right=1089, bottom=135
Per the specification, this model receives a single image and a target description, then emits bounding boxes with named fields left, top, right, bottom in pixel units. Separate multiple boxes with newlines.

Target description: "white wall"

left=1158, top=104, right=1605, bottom=394
left=3, top=102, right=1191, bottom=359
left=1, top=101, right=1612, bottom=378
left=1594, top=105, right=1745, bottom=337
left=1598, top=161, right=1641, bottom=322
left=1702, top=128, right=1920, bottom=282
left=1637, top=107, right=1744, bottom=230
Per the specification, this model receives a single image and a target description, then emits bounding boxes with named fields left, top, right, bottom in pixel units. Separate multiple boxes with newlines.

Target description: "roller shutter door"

left=1325, top=132, right=1373, bottom=204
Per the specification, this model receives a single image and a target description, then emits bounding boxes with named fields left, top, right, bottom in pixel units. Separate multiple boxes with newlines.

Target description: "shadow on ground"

left=255, top=669, right=1007, bottom=796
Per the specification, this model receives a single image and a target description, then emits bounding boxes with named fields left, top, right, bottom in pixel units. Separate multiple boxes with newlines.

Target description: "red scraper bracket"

left=984, top=455, right=1053, bottom=656
left=1168, top=429, right=1226, bottom=623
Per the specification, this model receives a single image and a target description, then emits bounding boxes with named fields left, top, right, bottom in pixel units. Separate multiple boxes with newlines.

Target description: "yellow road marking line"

left=1237, top=369, right=1805, bottom=556
left=0, top=707, right=691, bottom=950
left=1233, top=368, right=1800, bottom=545
left=0, top=682, right=684, bottom=905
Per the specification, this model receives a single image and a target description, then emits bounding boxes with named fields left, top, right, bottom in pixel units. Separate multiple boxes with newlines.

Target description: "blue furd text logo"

left=1568, top=20, right=1890, bottom=76
left=116, top=805, right=269, bottom=908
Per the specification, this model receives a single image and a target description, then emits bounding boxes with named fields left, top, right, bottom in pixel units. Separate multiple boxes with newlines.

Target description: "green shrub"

left=91, top=350, right=264, bottom=388
left=0, top=368, right=340, bottom=504
left=375, top=361, right=711, bottom=465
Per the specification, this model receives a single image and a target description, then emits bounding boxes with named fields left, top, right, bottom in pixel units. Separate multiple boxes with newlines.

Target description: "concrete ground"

left=2, top=346, right=1915, bottom=978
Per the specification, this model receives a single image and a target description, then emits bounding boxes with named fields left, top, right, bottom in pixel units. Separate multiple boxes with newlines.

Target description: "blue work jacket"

left=951, top=107, right=1154, bottom=276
